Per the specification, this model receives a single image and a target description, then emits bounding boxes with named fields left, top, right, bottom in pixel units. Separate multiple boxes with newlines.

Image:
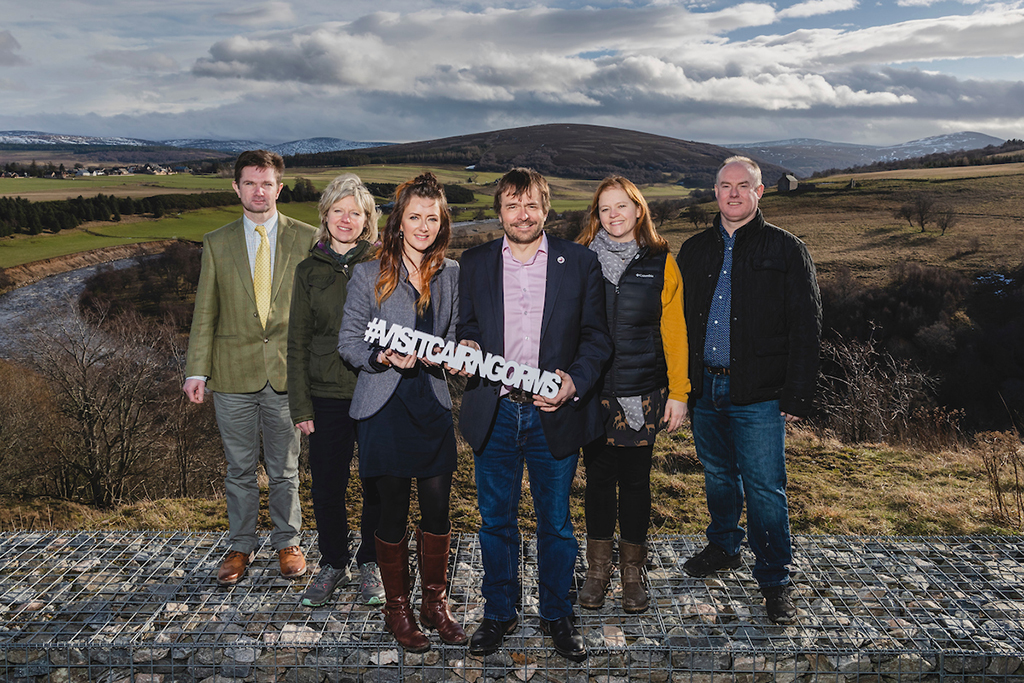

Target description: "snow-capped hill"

left=270, top=137, right=391, bottom=156
left=730, top=131, right=1006, bottom=177
left=730, top=138, right=870, bottom=150
left=159, top=139, right=266, bottom=153
left=876, top=132, right=1003, bottom=161
left=0, top=131, right=153, bottom=146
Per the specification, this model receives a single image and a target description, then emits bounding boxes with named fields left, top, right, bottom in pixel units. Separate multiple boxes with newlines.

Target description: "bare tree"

left=894, top=204, right=915, bottom=227
left=161, top=315, right=222, bottom=497
left=649, top=200, right=676, bottom=228
left=911, top=195, right=935, bottom=232
left=0, top=360, right=54, bottom=494
left=21, top=304, right=169, bottom=507
left=815, top=335, right=939, bottom=444
left=935, top=205, right=958, bottom=236
left=684, top=204, right=712, bottom=230
left=894, top=194, right=937, bottom=232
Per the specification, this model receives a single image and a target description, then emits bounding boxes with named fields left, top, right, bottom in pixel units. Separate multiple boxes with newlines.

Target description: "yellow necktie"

left=254, top=224, right=271, bottom=328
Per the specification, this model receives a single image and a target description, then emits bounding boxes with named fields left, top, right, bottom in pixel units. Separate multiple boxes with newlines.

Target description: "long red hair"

left=374, top=172, right=452, bottom=314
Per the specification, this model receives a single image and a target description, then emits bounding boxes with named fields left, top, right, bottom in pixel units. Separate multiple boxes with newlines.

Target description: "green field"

left=0, top=165, right=696, bottom=268
left=0, top=204, right=322, bottom=268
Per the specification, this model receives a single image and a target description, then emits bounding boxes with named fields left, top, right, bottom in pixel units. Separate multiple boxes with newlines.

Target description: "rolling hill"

left=286, top=123, right=791, bottom=187
left=729, top=132, right=1005, bottom=178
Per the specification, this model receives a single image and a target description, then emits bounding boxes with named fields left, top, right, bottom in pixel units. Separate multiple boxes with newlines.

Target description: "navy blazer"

left=338, top=258, right=459, bottom=420
left=457, top=234, right=611, bottom=459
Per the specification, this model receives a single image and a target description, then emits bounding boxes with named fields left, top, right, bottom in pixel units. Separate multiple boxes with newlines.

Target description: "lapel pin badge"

left=557, top=256, right=565, bottom=264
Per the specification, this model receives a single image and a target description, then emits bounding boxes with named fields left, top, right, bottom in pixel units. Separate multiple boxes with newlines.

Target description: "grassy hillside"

left=287, top=123, right=792, bottom=186
left=1, top=161, right=1021, bottom=536
left=3, top=161, right=1021, bottom=281
left=0, top=425, right=1012, bottom=536
left=653, top=164, right=1024, bottom=285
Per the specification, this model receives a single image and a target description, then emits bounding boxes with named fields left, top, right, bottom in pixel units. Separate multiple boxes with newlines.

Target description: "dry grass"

left=654, top=167, right=1024, bottom=286
left=3, top=426, right=1015, bottom=537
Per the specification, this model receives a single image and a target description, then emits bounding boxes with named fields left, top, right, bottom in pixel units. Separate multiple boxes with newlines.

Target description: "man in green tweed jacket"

left=183, top=150, right=317, bottom=586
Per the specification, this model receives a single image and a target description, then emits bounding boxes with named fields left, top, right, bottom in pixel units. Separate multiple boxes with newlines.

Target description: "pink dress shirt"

left=501, top=234, right=548, bottom=392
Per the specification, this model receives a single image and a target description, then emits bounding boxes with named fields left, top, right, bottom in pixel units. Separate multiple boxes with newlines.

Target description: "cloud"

left=0, top=30, right=27, bottom=67
left=196, top=3, right=1014, bottom=117
left=92, top=50, right=179, bottom=72
left=897, top=0, right=981, bottom=6
left=778, top=0, right=858, bottom=20
left=214, top=1, right=296, bottom=27
left=3, top=1, right=1021, bottom=147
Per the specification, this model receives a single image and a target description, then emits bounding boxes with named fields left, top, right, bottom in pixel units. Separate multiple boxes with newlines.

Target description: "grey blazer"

left=338, top=258, right=460, bottom=420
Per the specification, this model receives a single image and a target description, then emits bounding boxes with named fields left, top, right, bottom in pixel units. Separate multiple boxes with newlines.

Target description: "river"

left=0, top=258, right=141, bottom=359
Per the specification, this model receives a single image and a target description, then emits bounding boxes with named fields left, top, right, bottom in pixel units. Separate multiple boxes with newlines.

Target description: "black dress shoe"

left=539, top=616, right=587, bottom=662
left=468, top=616, right=518, bottom=656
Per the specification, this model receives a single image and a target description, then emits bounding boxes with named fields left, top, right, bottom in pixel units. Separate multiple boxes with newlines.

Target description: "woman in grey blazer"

left=338, top=173, right=465, bottom=653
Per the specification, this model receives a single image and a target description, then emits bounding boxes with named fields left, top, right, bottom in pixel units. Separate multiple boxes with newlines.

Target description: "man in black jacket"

left=676, top=156, right=820, bottom=624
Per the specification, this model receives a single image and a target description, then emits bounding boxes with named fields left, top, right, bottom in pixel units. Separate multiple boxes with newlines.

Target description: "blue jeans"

left=691, top=370, right=792, bottom=588
left=474, top=399, right=579, bottom=622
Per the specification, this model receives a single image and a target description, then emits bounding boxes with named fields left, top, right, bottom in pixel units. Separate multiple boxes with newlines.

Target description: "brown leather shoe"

left=217, top=550, right=254, bottom=586
left=279, top=545, right=307, bottom=579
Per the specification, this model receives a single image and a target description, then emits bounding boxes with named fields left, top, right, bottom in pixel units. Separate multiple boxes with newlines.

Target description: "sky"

left=1, top=0, right=1022, bottom=147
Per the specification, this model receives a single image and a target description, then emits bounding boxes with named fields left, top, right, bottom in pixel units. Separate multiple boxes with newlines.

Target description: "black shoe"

left=762, top=584, right=797, bottom=624
left=683, top=544, right=742, bottom=577
left=539, top=616, right=587, bottom=663
left=468, top=617, right=518, bottom=656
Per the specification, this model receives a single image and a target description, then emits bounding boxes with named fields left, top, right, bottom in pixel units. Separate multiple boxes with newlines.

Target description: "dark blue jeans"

left=691, top=370, right=792, bottom=588
left=474, top=399, right=579, bottom=622
left=308, top=396, right=380, bottom=568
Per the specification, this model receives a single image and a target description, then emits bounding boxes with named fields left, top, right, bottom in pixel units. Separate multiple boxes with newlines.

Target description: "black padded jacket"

left=676, top=210, right=821, bottom=417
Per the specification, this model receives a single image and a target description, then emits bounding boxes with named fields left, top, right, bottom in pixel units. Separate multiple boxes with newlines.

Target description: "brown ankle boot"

left=620, top=540, right=649, bottom=614
left=375, top=532, right=430, bottom=653
left=417, top=527, right=468, bottom=645
left=578, top=537, right=613, bottom=610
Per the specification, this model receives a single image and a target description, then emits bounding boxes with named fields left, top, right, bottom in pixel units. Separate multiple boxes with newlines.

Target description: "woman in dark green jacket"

left=288, top=173, right=383, bottom=608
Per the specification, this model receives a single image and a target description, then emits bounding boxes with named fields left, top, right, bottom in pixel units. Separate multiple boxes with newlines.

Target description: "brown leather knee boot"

left=375, top=532, right=430, bottom=652
left=417, top=527, right=468, bottom=645
left=578, top=537, right=613, bottom=609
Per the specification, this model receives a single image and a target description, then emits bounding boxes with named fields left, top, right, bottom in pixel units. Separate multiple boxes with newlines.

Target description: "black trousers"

left=308, top=396, right=381, bottom=568
left=582, top=441, right=653, bottom=545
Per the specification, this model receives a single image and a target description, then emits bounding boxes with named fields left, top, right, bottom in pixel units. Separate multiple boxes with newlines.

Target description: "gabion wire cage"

left=2, top=531, right=1022, bottom=681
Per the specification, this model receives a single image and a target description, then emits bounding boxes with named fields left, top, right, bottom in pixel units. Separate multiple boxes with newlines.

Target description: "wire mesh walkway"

left=1, top=531, right=1022, bottom=681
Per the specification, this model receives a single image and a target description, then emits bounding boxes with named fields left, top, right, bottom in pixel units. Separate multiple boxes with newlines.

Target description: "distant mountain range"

left=728, top=132, right=1005, bottom=178
left=0, top=131, right=388, bottom=156
left=0, top=128, right=1007, bottom=181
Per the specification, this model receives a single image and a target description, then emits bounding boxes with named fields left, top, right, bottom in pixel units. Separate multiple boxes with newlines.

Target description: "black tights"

left=583, top=442, right=653, bottom=545
left=375, top=472, right=453, bottom=543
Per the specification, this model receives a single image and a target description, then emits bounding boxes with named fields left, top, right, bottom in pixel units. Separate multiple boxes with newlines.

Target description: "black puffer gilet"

left=601, top=248, right=668, bottom=397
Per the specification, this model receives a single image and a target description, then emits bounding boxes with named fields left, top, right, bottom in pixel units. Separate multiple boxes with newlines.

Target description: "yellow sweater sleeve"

left=661, top=255, right=691, bottom=402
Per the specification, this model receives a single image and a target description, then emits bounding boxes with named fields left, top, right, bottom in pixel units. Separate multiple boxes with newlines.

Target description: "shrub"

left=975, top=431, right=1023, bottom=527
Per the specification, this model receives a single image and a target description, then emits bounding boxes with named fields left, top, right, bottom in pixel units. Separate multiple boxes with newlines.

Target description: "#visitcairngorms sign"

left=363, top=317, right=562, bottom=399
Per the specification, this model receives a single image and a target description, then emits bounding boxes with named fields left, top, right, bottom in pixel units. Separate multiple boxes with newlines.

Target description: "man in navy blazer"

left=457, top=168, right=611, bottom=662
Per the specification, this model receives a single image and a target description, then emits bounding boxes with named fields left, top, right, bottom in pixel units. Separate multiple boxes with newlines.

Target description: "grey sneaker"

left=359, top=562, right=385, bottom=605
left=301, top=564, right=351, bottom=608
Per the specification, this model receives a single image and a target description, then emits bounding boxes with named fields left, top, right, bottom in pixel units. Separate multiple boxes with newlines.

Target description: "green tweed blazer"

left=185, top=214, right=318, bottom=394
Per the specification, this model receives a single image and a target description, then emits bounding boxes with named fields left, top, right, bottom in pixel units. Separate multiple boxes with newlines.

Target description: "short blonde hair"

left=316, top=173, right=380, bottom=246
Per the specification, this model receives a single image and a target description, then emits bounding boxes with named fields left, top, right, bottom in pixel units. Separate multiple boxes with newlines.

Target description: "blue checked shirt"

left=703, top=225, right=735, bottom=367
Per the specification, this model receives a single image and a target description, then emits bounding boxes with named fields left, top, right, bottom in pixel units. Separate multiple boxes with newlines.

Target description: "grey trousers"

left=212, top=384, right=302, bottom=553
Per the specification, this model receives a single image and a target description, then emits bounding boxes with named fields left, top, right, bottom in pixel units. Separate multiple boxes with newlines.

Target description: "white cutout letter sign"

left=363, top=317, right=562, bottom=398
